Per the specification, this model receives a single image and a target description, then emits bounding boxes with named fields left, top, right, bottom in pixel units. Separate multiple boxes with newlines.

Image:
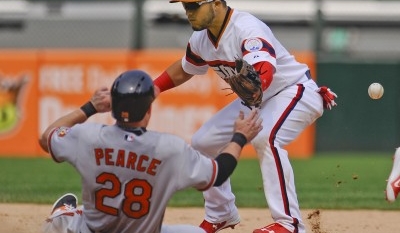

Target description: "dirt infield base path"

left=1, top=204, right=398, bottom=233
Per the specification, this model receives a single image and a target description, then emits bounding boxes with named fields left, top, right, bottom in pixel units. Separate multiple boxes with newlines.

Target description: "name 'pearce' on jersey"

left=94, top=148, right=162, bottom=176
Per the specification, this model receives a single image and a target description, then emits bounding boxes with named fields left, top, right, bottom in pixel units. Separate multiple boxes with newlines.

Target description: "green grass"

left=1, top=152, right=400, bottom=210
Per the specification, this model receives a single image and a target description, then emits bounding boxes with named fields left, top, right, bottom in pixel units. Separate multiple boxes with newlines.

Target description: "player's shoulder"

left=148, top=131, right=188, bottom=151
left=230, top=9, right=268, bottom=31
left=150, top=131, right=185, bottom=144
left=67, top=122, right=106, bottom=136
left=190, top=28, right=207, bottom=43
left=50, top=123, right=105, bottom=145
left=231, top=8, right=260, bottom=24
left=75, top=122, right=104, bottom=130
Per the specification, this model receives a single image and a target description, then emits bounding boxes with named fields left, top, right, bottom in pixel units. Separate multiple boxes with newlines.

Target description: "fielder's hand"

left=317, top=86, right=337, bottom=110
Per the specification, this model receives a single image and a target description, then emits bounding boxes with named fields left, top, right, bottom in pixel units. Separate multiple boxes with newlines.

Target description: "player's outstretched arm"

left=223, top=109, right=263, bottom=158
left=213, top=109, right=263, bottom=186
left=153, top=59, right=194, bottom=93
left=38, top=87, right=111, bottom=152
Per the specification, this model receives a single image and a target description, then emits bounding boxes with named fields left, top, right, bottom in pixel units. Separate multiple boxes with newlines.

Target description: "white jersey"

left=181, top=7, right=325, bottom=233
left=48, top=123, right=217, bottom=233
left=182, top=8, right=309, bottom=100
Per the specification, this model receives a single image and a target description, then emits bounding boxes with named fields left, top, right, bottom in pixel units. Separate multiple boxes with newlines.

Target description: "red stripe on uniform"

left=207, top=60, right=235, bottom=67
left=185, top=43, right=207, bottom=66
left=268, top=84, right=304, bottom=233
left=199, top=159, right=218, bottom=191
left=48, top=128, right=62, bottom=163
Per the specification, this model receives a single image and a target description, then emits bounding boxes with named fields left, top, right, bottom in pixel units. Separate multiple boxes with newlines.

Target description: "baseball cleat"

left=386, top=148, right=400, bottom=202
left=50, top=193, right=78, bottom=214
left=199, top=215, right=240, bottom=233
left=253, top=223, right=292, bottom=233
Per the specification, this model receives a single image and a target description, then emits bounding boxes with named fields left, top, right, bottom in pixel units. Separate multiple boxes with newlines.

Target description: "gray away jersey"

left=48, top=123, right=218, bottom=233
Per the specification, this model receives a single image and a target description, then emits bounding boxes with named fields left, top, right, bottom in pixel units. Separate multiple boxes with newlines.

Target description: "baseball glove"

left=224, top=59, right=263, bottom=109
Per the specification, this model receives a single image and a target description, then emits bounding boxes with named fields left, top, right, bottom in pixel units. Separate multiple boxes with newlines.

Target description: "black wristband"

left=80, top=101, right=97, bottom=118
left=231, top=132, right=247, bottom=148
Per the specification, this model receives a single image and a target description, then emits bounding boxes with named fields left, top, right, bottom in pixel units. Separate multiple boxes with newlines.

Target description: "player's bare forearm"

left=213, top=110, right=263, bottom=186
left=38, top=87, right=111, bottom=153
left=154, top=60, right=193, bottom=93
left=170, top=60, right=193, bottom=85
left=221, top=143, right=243, bottom=160
left=223, top=109, right=263, bottom=160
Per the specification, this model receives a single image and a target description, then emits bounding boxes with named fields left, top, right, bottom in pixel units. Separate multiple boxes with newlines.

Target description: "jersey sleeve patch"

left=55, top=127, right=70, bottom=137
left=242, top=37, right=276, bottom=58
left=244, top=38, right=263, bottom=52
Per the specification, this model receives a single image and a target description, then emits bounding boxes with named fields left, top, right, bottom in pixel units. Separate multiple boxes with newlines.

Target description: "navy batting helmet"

left=111, top=70, right=155, bottom=122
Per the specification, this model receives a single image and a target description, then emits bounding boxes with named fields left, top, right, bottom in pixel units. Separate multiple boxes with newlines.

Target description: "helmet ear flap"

left=111, top=70, right=155, bottom=123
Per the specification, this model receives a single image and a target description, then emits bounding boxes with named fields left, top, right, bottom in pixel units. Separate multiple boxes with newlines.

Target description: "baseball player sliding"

left=38, top=70, right=262, bottom=233
left=153, top=0, right=337, bottom=233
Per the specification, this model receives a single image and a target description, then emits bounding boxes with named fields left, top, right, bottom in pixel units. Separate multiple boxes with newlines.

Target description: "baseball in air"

left=368, top=83, right=384, bottom=99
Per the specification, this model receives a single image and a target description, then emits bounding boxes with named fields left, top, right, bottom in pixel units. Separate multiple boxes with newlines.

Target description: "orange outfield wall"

left=0, top=49, right=316, bottom=158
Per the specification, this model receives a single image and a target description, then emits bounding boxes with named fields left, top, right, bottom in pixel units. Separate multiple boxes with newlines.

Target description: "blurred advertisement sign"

left=0, top=49, right=315, bottom=158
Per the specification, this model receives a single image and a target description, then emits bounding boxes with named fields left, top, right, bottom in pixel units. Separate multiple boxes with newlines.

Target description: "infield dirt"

left=1, top=204, right=398, bottom=233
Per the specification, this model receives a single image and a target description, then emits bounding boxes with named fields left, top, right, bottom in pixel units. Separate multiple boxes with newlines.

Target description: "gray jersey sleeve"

left=48, top=123, right=101, bottom=164
left=155, top=134, right=218, bottom=191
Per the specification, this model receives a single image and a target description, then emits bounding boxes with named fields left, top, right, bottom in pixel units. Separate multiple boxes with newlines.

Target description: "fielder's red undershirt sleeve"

left=253, top=61, right=274, bottom=91
left=153, top=71, right=175, bottom=92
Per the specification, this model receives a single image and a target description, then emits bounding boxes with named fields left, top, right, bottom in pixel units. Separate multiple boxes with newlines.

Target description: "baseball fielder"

left=153, top=1, right=337, bottom=233
left=386, top=147, right=400, bottom=202
left=39, top=70, right=262, bottom=233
